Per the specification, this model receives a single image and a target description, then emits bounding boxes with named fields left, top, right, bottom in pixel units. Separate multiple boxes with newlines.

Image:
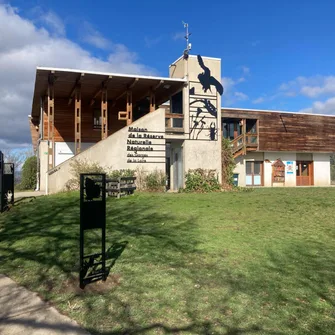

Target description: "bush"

left=184, top=169, right=221, bottom=193
left=64, top=159, right=136, bottom=191
left=144, top=169, right=166, bottom=192
left=222, top=138, right=236, bottom=188
left=64, top=159, right=109, bottom=191
left=19, top=156, right=37, bottom=190
left=108, top=169, right=135, bottom=179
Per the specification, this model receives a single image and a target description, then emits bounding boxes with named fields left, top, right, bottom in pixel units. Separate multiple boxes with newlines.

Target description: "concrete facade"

left=234, top=151, right=331, bottom=187
left=168, top=55, right=223, bottom=189
left=47, top=108, right=166, bottom=193
left=33, top=53, right=334, bottom=193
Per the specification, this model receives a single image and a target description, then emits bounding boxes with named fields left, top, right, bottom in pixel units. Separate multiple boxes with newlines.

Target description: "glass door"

left=246, top=161, right=263, bottom=186
left=296, top=161, right=313, bottom=186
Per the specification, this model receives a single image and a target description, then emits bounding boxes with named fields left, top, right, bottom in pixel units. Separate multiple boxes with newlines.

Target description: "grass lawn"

left=0, top=188, right=334, bottom=334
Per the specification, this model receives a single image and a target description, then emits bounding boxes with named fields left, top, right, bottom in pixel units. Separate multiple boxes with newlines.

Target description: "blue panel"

left=246, top=175, right=253, bottom=185
left=254, top=176, right=261, bottom=185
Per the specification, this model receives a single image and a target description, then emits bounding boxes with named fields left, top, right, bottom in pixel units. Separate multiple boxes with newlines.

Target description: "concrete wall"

left=313, top=153, right=331, bottom=186
left=169, top=55, right=222, bottom=185
left=263, top=152, right=297, bottom=187
left=54, top=142, right=95, bottom=166
left=38, top=141, right=48, bottom=191
left=47, top=108, right=166, bottom=193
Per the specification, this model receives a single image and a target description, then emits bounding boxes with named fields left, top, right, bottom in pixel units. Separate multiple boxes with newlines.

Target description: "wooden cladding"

left=48, top=82, right=55, bottom=169
left=43, top=98, right=124, bottom=143
left=74, top=86, right=81, bottom=154
left=222, top=109, right=335, bottom=153
left=101, top=88, right=108, bottom=140
left=126, top=91, right=132, bottom=126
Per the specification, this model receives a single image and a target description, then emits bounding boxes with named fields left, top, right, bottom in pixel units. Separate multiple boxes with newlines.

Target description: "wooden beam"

left=134, top=80, right=164, bottom=105
left=149, top=90, right=155, bottom=113
left=68, top=73, right=85, bottom=105
left=153, top=80, right=164, bottom=91
left=101, top=88, right=108, bottom=140
left=128, top=77, right=139, bottom=89
left=118, top=111, right=128, bottom=121
left=112, top=78, right=139, bottom=106
left=126, top=91, right=132, bottom=126
left=90, top=76, right=112, bottom=106
left=74, top=85, right=81, bottom=154
left=47, top=79, right=55, bottom=170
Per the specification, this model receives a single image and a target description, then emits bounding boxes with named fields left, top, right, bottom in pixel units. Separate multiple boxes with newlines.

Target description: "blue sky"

left=1, top=0, right=335, bottom=148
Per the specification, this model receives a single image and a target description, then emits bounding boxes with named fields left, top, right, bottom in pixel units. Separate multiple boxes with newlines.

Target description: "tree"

left=221, top=138, right=236, bottom=188
left=20, top=156, right=37, bottom=190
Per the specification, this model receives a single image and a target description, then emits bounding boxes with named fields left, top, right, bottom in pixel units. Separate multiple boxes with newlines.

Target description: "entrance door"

left=172, top=147, right=183, bottom=191
left=296, top=161, right=313, bottom=186
left=246, top=161, right=263, bottom=186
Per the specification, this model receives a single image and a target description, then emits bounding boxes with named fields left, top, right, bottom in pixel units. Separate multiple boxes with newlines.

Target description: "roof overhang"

left=31, top=67, right=187, bottom=119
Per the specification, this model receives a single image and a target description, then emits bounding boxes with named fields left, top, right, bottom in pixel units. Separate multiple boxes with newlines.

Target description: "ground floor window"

left=246, top=161, right=263, bottom=186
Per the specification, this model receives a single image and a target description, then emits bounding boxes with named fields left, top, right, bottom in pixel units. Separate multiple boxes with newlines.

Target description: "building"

left=29, top=54, right=334, bottom=193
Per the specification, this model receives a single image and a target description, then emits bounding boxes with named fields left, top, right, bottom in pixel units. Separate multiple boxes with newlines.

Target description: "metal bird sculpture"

left=197, top=55, right=224, bottom=96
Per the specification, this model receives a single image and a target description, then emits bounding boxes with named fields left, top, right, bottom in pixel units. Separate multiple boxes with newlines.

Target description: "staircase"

left=231, top=133, right=259, bottom=158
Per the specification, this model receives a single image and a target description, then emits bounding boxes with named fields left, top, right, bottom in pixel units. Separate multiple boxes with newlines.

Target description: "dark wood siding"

left=43, top=98, right=126, bottom=142
left=222, top=109, right=335, bottom=153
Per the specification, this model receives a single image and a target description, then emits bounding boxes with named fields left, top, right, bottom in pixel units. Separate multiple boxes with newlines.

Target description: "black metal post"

left=79, top=173, right=106, bottom=288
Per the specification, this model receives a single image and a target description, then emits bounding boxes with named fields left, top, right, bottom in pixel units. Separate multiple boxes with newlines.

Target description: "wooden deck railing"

left=231, top=133, right=259, bottom=157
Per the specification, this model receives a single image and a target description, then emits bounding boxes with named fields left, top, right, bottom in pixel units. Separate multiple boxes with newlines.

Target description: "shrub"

left=144, top=169, right=166, bottom=192
left=108, top=169, right=135, bottom=179
left=64, top=159, right=137, bottom=191
left=64, top=159, right=109, bottom=191
left=222, top=138, right=236, bottom=188
left=184, top=168, right=221, bottom=193
left=19, top=156, right=37, bottom=190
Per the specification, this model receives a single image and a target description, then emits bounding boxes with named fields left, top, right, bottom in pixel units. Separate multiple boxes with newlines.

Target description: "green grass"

left=0, top=189, right=334, bottom=334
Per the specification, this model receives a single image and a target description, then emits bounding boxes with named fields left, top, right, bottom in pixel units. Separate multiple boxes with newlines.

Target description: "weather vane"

left=182, top=21, right=192, bottom=59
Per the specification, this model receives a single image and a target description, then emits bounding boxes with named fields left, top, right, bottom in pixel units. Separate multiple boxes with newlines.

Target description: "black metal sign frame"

left=0, top=151, right=14, bottom=213
left=80, top=173, right=107, bottom=289
left=0, top=151, right=4, bottom=213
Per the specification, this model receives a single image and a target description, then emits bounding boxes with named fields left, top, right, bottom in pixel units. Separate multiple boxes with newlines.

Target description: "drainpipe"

left=35, top=97, right=44, bottom=191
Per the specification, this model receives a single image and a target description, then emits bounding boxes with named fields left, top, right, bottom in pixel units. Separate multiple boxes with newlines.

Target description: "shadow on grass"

left=0, top=192, right=334, bottom=334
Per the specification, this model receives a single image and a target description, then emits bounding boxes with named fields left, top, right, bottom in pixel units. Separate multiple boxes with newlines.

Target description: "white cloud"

left=241, top=66, right=250, bottom=75
left=221, top=76, right=249, bottom=105
left=234, top=92, right=248, bottom=101
left=299, top=97, right=335, bottom=115
left=41, top=11, right=65, bottom=36
left=0, top=4, right=155, bottom=149
left=172, top=32, right=185, bottom=41
left=81, top=22, right=111, bottom=50
left=252, top=97, right=265, bottom=104
left=279, top=75, right=335, bottom=98
left=144, top=36, right=162, bottom=48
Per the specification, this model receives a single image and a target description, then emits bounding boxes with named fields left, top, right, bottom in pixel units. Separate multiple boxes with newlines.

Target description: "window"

left=171, top=91, right=183, bottom=114
left=93, top=109, right=101, bottom=129
left=246, top=161, right=263, bottom=186
left=171, top=91, right=183, bottom=128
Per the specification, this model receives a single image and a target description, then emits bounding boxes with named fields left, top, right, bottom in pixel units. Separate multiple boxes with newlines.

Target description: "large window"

left=246, top=161, right=263, bottom=186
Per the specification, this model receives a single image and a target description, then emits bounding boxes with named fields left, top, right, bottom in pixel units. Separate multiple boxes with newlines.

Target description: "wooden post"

left=101, top=88, right=108, bottom=140
left=47, top=79, right=55, bottom=169
left=126, top=91, right=132, bottom=126
left=242, top=118, right=246, bottom=155
left=149, top=90, right=155, bottom=113
left=75, top=85, right=81, bottom=154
